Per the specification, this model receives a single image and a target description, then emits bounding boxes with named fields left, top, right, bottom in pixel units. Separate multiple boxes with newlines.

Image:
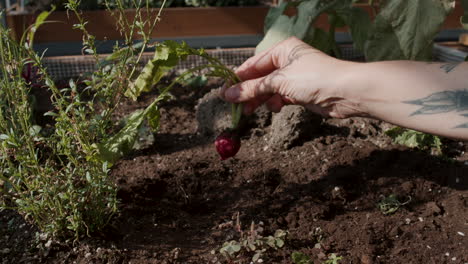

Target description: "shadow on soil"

left=106, top=147, right=467, bottom=256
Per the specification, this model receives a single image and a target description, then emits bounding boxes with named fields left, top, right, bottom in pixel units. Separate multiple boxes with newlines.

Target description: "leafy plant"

left=177, top=72, right=208, bottom=88
left=2, top=0, right=248, bottom=238
left=377, top=194, right=411, bottom=215
left=385, top=127, right=442, bottom=153
left=258, top=0, right=454, bottom=61
left=97, top=39, right=243, bottom=163
left=219, top=220, right=287, bottom=262
left=292, top=251, right=313, bottom=264
left=0, top=0, right=171, bottom=239
left=323, top=253, right=343, bottom=264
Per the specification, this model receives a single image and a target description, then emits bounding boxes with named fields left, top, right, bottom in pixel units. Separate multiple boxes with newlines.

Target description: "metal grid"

left=42, top=46, right=366, bottom=80
left=44, top=44, right=458, bottom=80
left=42, top=44, right=459, bottom=81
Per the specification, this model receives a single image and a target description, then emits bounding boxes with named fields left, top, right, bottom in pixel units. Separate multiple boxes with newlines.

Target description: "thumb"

left=224, top=73, right=282, bottom=103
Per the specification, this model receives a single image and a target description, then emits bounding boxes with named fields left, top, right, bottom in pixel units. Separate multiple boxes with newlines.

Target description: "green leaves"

left=335, top=6, right=371, bottom=52
left=461, top=0, right=468, bottom=29
left=256, top=0, right=324, bottom=54
left=26, top=7, right=55, bottom=48
left=259, top=0, right=454, bottom=61
left=292, top=252, right=313, bottom=264
left=125, top=41, right=203, bottom=100
left=98, top=40, right=239, bottom=165
left=385, top=127, right=442, bottom=152
left=377, top=194, right=411, bottom=215
left=96, top=95, right=167, bottom=164
left=365, top=0, right=454, bottom=61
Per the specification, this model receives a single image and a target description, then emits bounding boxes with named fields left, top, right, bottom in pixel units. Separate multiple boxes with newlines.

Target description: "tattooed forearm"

left=440, top=62, right=461, bottom=73
left=403, top=90, right=468, bottom=128
left=427, top=62, right=462, bottom=73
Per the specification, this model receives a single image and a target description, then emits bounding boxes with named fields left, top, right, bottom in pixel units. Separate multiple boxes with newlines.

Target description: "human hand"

left=221, top=37, right=363, bottom=118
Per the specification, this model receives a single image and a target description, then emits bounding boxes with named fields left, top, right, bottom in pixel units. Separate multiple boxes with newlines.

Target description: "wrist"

left=333, top=61, right=373, bottom=118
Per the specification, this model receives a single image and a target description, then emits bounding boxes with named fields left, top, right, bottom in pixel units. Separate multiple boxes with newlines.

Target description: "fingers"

left=235, top=37, right=305, bottom=81
left=224, top=73, right=282, bottom=103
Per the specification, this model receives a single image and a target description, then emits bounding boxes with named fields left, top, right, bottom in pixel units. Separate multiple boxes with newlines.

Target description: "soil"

left=1, top=77, right=468, bottom=264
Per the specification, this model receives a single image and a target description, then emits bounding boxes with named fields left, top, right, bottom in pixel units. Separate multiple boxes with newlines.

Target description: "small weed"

left=292, top=251, right=313, bottom=264
left=385, top=127, right=442, bottom=154
left=177, top=72, right=208, bottom=88
left=323, top=253, right=343, bottom=264
left=377, top=194, right=411, bottom=215
left=218, top=214, right=287, bottom=263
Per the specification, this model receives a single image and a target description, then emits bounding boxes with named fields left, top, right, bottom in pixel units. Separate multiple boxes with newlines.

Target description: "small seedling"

left=385, top=127, right=442, bottom=154
left=323, top=253, right=343, bottom=264
left=377, top=194, right=411, bottom=215
left=218, top=215, right=287, bottom=263
left=292, top=251, right=313, bottom=264
left=177, top=72, right=208, bottom=88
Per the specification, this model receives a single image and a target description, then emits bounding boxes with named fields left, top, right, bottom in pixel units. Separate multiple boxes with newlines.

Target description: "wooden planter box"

left=6, top=7, right=270, bottom=43
left=5, top=3, right=464, bottom=43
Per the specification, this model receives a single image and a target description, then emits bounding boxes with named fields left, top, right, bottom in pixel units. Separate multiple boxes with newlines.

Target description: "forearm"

left=341, top=61, right=468, bottom=140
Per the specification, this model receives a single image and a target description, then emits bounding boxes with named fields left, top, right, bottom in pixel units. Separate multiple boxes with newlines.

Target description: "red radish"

left=215, top=130, right=241, bottom=160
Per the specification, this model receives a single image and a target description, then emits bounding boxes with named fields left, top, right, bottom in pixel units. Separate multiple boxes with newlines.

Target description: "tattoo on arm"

left=427, top=62, right=462, bottom=73
left=403, top=90, right=468, bottom=128
left=439, top=62, right=461, bottom=73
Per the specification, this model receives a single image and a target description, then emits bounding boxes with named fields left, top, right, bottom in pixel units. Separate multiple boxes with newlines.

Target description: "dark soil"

left=1, top=78, right=467, bottom=264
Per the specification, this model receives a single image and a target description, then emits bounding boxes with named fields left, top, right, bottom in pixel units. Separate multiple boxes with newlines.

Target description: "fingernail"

left=225, top=87, right=240, bottom=101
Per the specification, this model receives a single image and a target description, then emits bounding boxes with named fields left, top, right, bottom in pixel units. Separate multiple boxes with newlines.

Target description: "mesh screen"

left=42, top=44, right=459, bottom=81
left=42, top=46, right=365, bottom=80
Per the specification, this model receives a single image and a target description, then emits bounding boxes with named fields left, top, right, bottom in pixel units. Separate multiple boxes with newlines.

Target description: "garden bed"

left=1, top=66, right=467, bottom=263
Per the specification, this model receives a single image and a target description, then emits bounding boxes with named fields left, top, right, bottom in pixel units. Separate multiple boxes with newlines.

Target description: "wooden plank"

left=6, top=7, right=269, bottom=43
left=6, top=2, right=466, bottom=43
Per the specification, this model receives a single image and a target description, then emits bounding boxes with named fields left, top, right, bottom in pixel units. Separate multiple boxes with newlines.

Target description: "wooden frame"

left=5, top=2, right=465, bottom=43
left=6, top=7, right=270, bottom=42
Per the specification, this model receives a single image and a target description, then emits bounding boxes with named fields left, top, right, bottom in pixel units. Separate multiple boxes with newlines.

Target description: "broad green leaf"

left=336, top=6, right=372, bottom=52
left=303, top=27, right=332, bottom=54
left=97, top=108, right=146, bottom=164
left=264, top=1, right=291, bottom=33
left=292, top=252, right=313, bottom=264
left=256, top=15, right=296, bottom=54
left=365, top=0, right=454, bottom=61
left=385, top=127, right=442, bottom=151
left=256, top=0, right=322, bottom=54
left=97, top=98, right=161, bottom=164
left=125, top=41, right=199, bottom=100
left=461, top=0, right=468, bottom=29
left=27, top=7, right=55, bottom=47
left=104, top=42, right=145, bottom=61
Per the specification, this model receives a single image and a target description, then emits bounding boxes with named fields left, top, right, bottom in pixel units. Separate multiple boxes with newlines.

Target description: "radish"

left=215, top=103, right=243, bottom=160
left=215, top=129, right=241, bottom=160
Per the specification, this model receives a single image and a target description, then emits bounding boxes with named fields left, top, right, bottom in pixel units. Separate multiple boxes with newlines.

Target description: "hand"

left=221, top=37, right=363, bottom=118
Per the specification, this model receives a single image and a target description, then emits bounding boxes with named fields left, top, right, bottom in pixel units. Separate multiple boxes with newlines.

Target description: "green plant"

left=0, top=8, right=117, bottom=239
left=2, top=0, right=247, bottom=238
left=385, top=127, right=442, bottom=153
left=96, top=39, right=243, bottom=163
left=259, top=0, right=454, bottom=61
left=292, top=251, right=313, bottom=264
left=323, top=253, right=343, bottom=264
left=177, top=72, right=208, bottom=88
left=219, top=220, right=287, bottom=262
left=0, top=0, right=173, bottom=239
left=377, top=194, right=411, bottom=215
